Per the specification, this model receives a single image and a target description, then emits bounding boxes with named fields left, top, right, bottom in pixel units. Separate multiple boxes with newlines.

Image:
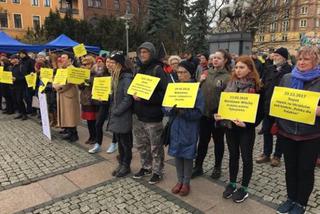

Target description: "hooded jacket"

left=133, top=42, right=168, bottom=123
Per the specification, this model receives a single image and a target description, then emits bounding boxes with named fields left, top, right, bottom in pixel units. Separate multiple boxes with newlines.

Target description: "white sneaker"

left=88, top=143, right=101, bottom=154
left=107, top=143, right=118, bottom=153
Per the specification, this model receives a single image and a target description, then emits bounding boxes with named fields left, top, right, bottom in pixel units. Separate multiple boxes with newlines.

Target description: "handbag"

left=160, top=115, right=176, bottom=147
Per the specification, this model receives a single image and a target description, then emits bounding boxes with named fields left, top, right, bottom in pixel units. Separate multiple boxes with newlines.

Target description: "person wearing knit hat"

left=166, top=59, right=205, bottom=196
left=274, top=47, right=289, bottom=60
left=110, top=54, right=126, bottom=67
left=37, top=51, right=46, bottom=58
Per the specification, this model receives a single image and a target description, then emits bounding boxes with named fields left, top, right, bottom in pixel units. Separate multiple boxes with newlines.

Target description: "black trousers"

left=2, top=85, right=14, bottom=113
left=115, top=132, right=133, bottom=167
left=279, top=135, right=320, bottom=206
left=195, top=116, right=225, bottom=169
left=14, top=84, right=27, bottom=115
left=95, top=104, right=109, bottom=145
left=87, top=120, right=96, bottom=141
left=226, top=127, right=255, bottom=187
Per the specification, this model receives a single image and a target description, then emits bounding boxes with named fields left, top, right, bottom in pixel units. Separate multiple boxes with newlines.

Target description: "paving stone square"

left=0, top=114, right=102, bottom=191
left=201, top=132, right=320, bottom=214
left=20, top=178, right=201, bottom=214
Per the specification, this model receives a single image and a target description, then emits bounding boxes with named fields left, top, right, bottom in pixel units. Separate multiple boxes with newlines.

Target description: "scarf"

left=291, top=66, right=320, bottom=89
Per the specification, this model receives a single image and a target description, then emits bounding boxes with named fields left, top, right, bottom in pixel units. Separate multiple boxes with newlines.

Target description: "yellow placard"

left=270, top=87, right=320, bottom=125
left=162, top=83, right=200, bottom=108
left=127, top=73, right=160, bottom=100
left=53, top=69, right=68, bottom=85
left=91, top=77, right=111, bottom=101
left=67, top=67, right=90, bottom=85
left=40, top=68, right=54, bottom=82
left=39, top=78, right=49, bottom=93
left=218, top=92, right=260, bottom=123
left=73, top=43, right=87, bottom=57
left=0, top=66, right=3, bottom=72
left=25, top=73, right=37, bottom=89
left=0, top=71, right=13, bottom=84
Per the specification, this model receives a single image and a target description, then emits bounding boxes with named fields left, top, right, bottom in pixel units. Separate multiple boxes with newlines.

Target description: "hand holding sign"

left=73, top=43, right=87, bottom=58
left=40, top=68, right=53, bottom=82
left=53, top=69, right=68, bottom=85
left=127, top=73, right=160, bottom=100
left=67, top=67, right=90, bottom=85
left=91, top=77, right=111, bottom=101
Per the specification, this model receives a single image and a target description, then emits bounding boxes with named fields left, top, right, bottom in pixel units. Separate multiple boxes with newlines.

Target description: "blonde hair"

left=297, top=46, right=320, bottom=64
left=168, top=55, right=182, bottom=65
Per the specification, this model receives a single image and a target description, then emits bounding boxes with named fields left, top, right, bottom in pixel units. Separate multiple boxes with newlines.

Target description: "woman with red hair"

left=215, top=55, right=262, bottom=203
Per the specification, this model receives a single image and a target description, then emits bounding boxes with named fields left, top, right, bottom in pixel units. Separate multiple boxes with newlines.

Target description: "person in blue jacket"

left=164, top=61, right=204, bottom=196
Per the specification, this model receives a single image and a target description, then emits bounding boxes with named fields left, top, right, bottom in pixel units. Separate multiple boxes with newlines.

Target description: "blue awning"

left=0, top=31, right=42, bottom=53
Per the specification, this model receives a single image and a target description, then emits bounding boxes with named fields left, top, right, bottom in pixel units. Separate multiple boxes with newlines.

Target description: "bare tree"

left=216, top=0, right=291, bottom=36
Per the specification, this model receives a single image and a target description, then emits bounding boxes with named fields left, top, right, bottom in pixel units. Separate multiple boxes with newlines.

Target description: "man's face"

left=60, top=54, right=70, bottom=67
left=139, top=48, right=151, bottom=63
left=19, top=52, right=26, bottom=59
left=273, top=53, right=286, bottom=65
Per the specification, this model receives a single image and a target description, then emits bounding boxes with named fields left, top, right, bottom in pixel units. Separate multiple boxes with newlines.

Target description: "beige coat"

left=56, top=84, right=80, bottom=127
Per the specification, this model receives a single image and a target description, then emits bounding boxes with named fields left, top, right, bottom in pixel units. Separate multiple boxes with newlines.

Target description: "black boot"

left=116, top=165, right=131, bottom=177
left=112, top=164, right=122, bottom=176
left=191, top=166, right=203, bottom=179
left=210, top=167, right=221, bottom=179
left=68, top=128, right=79, bottom=143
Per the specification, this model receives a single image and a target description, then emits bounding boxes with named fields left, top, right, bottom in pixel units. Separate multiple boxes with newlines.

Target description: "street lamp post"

left=120, top=11, right=133, bottom=57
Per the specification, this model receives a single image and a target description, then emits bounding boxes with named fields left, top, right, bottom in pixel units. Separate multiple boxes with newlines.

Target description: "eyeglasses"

left=176, top=70, right=188, bottom=75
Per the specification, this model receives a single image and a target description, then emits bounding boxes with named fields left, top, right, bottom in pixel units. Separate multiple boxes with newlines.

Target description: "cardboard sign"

left=39, top=78, right=49, bottom=93
left=0, top=71, right=13, bottom=84
left=162, top=83, right=200, bottom=108
left=25, top=73, right=37, bottom=89
left=127, top=73, right=160, bottom=100
left=38, top=92, right=51, bottom=140
left=67, top=67, right=90, bottom=85
left=91, top=77, right=111, bottom=101
left=218, top=92, right=260, bottom=123
left=40, top=68, right=53, bottom=82
left=270, top=87, right=320, bottom=125
left=73, top=43, right=87, bottom=57
left=53, top=69, right=68, bottom=85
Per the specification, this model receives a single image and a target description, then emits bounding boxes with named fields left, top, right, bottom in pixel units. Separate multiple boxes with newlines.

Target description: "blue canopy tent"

left=0, top=31, right=42, bottom=53
left=43, top=34, right=100, bottom=54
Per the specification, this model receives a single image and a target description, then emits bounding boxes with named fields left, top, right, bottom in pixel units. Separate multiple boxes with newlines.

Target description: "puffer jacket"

left=166, top=90, right=205, bottom=159
left=276, top=73, right=320, bottom=138
left=108, top=70, right=133, bottom=134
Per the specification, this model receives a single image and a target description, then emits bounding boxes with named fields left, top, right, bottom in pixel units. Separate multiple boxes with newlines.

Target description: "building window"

left=31, top=0, right=39, bottom=6
left=316, top=19, right=320, bottom=28
left=300, top=6, right=308, bottom=15
left=282, top=34, right=288, bottom=41
left=259, top=35, right=265, bottom=42
left=126, top=0, right=131, bottom=13
left=13, top=14, right=22, bottom=28
left=282, top=20, right=289, bottom=32
left=114, top=0, right=120, bottom=10
left=271, top=34, right=276, bottom=42
left=0, top=0, right=6, bottom=2
left=88, top=0, right=101, bottom=8
left=0, top=13, right=8, bottom=28
left=44, top=0, right=50, bottom=7
left=12, top=0, right=20, bottom=3
left=270, top=22, right=277, bottom=32
left=284, top=9, right=290, bottom=19
left=299, top=19, right=307, bottom=28
left=33, top=16, right=40, bottom=29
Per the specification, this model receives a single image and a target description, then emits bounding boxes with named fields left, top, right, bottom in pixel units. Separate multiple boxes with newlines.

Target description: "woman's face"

left=212, top=52, right=226, bottom=69
left=169, top=59, right=179, bottom=72
left=234, top=61, right=251, bottom=79
left=200, top=55, right=207, bottom=64
left=108, top=59, right=116, bottom=73
left=297, top=54, right=317, bottom=72
left=177, top=66, right=191, bottom=82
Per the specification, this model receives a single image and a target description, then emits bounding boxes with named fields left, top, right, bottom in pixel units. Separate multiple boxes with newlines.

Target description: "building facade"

left=0, top=0, right=142, bottom=38
left=254, top=0, right=320, bottom=54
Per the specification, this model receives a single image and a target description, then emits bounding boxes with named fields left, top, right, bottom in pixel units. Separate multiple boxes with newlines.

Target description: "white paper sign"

left=39, top=92, right=52, bottom=141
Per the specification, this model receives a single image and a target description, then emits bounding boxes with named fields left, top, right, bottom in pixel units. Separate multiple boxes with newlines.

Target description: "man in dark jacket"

left=10, top=55, right=28, bottom=120
left=251, top=51, right=264, bottom=78
left=18, top=50, right=35, bottom=115
left=132, top=42, right=168, bottom=184
left=256, top=47, right=292, bottom=167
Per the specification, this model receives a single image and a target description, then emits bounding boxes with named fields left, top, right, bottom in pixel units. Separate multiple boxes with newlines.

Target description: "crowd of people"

left=0, top=42, right=320, bottom=214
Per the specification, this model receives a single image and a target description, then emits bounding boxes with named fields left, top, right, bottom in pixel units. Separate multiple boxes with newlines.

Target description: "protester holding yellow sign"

left=25, top=73, right=37, bottom=89
left=0, top=71, right=13, bottom=84
left=215, top=56, right=262, bottom=203
left=163, top=61, right=204, bottom=196
left=67, top=67, right=90, bottom=85
left=40, top=68, right=54, bottom=82
left=73, top=43, right=87, bottom=58
left=127, top=73, right=160, bottom=100
left=53, top=69, right=68, bottom=85
left=91, top=76, right=111, bottom=101
left=274, top=47, right=320, bottom=214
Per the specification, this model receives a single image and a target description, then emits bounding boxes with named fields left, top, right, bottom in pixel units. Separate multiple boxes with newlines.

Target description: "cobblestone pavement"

left=19, top=178, right=201, bottom=214
left=201, top=132, right=320, bottom=214
left=0, top=114, right=101, bottom=191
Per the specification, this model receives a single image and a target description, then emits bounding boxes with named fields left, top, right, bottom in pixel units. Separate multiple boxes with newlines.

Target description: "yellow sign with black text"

left=67, top=67, right=90, bottom=85
left=218, top=92, right=260, bottom=123
left=91, top=77, right=111, bottom=101
left=25, top=73, right=37, bottom=89
left=40, top=68, right=53, bottom=82
left=162, top=83, right=200, bottom=108
left=127, top=73, right=160, bottom=100
left=0, top=71, right=13, bottom=84
left=53, top=69, right=68, bottom=85
left=73, top=43, right=87, bottom=57
left=270, top=87, right=320, bottom=125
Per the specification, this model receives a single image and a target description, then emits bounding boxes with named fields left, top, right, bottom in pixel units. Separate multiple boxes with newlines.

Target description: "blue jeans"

left=262, top=116, right=282, bottom=158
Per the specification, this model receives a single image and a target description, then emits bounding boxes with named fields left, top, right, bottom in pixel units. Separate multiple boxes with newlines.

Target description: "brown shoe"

left=171, top=183, right=182, bottom=194
left=256, top=154, right=271, bottom=164
left=270, top=157, right=281, bottom=167
left=179, top=184, right=190, bottom=196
